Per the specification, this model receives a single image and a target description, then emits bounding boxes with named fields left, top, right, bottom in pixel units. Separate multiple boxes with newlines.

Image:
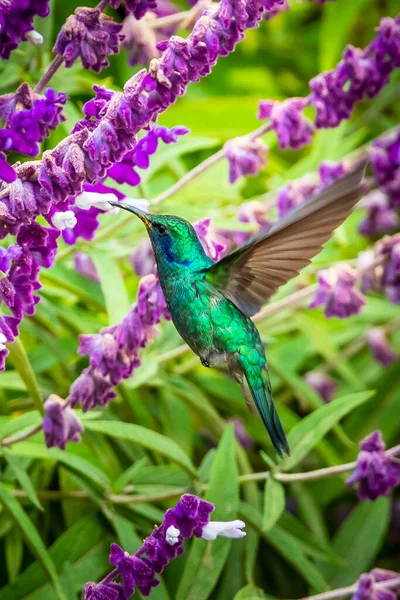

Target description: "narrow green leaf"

left=233, top=584, right=272, bottom=600
left=176, top=426, right=239, bottom=600
left=7, top=338, right=44, bottom=415
left=90, top=249, right=131, bottom=324
left=5, top=528, right=23, bottom=583
left=4, top=450, right=43, bottom=510
left=85, top=420, right=196, bottom=476
left=0, top=411, right=41, bottom=439
left=262, top=477, right=285, bottom=532
left=111, top=457, right=149, bottom=493
left=0, top=483, right=66, bottom=600
left=279, top=391, right=374, bottom=471
left=320, top=497, right=390, bottom=586
left=240, top=502, right=329, bottom=592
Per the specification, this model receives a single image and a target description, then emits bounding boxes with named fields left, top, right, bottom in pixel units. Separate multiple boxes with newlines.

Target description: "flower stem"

left=34, top=55, right=64, bottom=94
left=300, top=576, right=400, bottom=600
left=7, top=338, right=44, bottom=416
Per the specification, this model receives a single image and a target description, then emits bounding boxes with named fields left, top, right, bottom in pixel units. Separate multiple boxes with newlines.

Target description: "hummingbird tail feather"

left=240, top=360, right=289, bottom=457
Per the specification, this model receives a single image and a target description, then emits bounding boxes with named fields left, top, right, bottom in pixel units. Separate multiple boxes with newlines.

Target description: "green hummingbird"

left=110, top=164, right=366, bottom=456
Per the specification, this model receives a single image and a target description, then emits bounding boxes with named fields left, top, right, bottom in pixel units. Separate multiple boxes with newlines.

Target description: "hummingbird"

left=110, top=164, right=366, bottom=456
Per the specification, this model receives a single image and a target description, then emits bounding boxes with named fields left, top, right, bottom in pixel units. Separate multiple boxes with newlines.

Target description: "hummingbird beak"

left=109, top=200, right=152, bottom=229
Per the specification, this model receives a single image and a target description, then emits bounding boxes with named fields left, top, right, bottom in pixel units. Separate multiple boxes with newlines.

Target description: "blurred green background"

left=0, top=1, right=399, bottom=599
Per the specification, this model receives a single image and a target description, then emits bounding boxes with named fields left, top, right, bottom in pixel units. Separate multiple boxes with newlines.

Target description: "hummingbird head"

left=110, top=201, right=210, bottom=269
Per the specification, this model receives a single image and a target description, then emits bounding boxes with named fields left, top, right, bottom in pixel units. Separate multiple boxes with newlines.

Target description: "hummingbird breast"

left=158, top=270, right=264, bottom=367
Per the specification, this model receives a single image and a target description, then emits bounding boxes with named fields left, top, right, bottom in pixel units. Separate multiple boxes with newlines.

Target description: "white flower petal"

left=0, top=333, right=7, bottom=351
left=166, top=525, right=180, bottom=546
left=75, top=191, right=119, bottom=211
left=201, top=520, right=246, bottom=541
left=25, top=30, right=43, bottom=45
left=52, top=211, right=77, bottom=231
left=111, top=197, right=150, bottom=215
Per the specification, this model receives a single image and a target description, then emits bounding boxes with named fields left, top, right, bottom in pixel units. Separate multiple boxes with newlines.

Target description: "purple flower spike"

left=318, top=160, right=346, bottom=186
left=224, top=137, right=268, bottom=183
left=43, top=394, right=83, bottom=450
left=263, top=0, right=289, bottom=20
left=227, top=418, right=254, bottom=449
left=53, top=7, right=123, bottom=72
left=305, top=371, right=338, bottom=403
left=346, top=430, right=400, bottom=501
left=366, top=328, right=397, bottom=367
left=359, top=191, right=399, bottom=237
left=371, top=129, right=400, bottom=208
left=352, top=569, right=400, bottom=600
left=258, top=98, right=314, bottom=150
left=277, top=177, right=317, bottom=218
left=0, top=0, right=49, bottom=59
left=310, top=264, right=366, bottom=319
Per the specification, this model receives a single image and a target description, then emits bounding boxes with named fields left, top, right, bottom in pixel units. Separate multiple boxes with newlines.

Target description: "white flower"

left=25, top=30, right=43, bottom=46
left=111, top=197, right=150, bottom=214
left=75, top=191, right=119, bottom=212
left=201, top=520, right=246, bottom=541
left=165, top=525, right=180, bottom=546
left=51, top=210, right=77, bottom=231
left=0, top=333, right=7, bottom=352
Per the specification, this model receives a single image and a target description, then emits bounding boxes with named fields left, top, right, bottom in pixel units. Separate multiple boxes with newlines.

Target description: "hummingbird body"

left=111, top=163, right=367, bottom=457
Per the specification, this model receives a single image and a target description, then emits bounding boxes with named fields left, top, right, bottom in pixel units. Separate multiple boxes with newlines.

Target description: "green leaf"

left=0, top=411, right=41, bottom=439
left=279, top=391, right=374, bottom=471
left=320, top=497, right=390, bottom=586
left=85, top=420, right=196, bottom=476
left=5, top=528, right=23, bottom=583
left=176, top=426, right=239, bottom=600
left=89, top=249, right=131, bottom=324
left=9, top=443, right=110, bottom=488
left=7, top=338, right=44, bottom=415
left=233, top=585, right=272, bottom=600
left=240, top=502, right=329, bottom=592
left=262, top=477, right=285, bottom=532
left=4, top=450, right=43, bottom=510
left=0, top=483, right=66, bottom=600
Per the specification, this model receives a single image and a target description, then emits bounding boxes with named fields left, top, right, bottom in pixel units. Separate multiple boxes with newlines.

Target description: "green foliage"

left=0, top=1, right=399, bottom=599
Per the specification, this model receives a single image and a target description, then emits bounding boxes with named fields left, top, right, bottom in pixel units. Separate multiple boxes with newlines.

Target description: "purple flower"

left=233, top=200, right=271, bottom=245
left=0, top=0, right=49, bottom=59
left=371, top=129, right=400, bottom=208
left=346, top=431, right=400, bottom=501
left=310, top=264, right=366, bottom=318
left=305, top=371, right=338, bottom=403
left=366, top=328, right=397, bottom=367
left=194, top=218, right=228, bottom=262
left=70, top=368, right=116, bottom=413
left=352, top=569, right=400, bottom=600
left=318, top=160, right=346, bottom=186
left=84, top=494, right=247, bottom=598
left=124, top=0, right=157, bottom=20
left=43, top=394, right=83, bottom=450
left=74, top=253, right=99, bottom=282
left=130, top=238, right=156, bottom=276
left=224, top=137, right=268, bottom=183
left=263, top=0, right=289, bottom=20
left=378, top=235, right=400, bottom=304
left=258, top=98, right=314, bottom=150
left=53, top=7, right=123, bottom=72
left=359, top=191, right=399, bottom=237
left=0, top=83, right=67, bottom=180
left=310, top=17, right=400, bottom=129
left=108, top=124, right=188, bottom=186
left=277, top=177, right=317, bottom=218
left=227, top=418, right=253, bottom=449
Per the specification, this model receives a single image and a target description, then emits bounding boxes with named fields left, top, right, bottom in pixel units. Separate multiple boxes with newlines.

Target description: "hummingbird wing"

left=205, top=163, right=367, bottom=317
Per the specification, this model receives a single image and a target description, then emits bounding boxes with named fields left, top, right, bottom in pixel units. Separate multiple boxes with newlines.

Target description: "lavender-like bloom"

left=366, top=328, right=397, bottom=367
left=43, top=394, right=83, bottom=449
left=352, top=569, right=400, bottom=600
left=84, top=494, right=246, bottom=599
left=305, top=371, right=338, bottom=403
left=277, top=177, right=317, bottom=218
left=310, top=264, right=366, bottom=319
left=224, top=137, right=268, bottom=183
left=263, top=0, right=289, bottom=20
left=371, top=129, right=400, bottom=209
left=310, top=16, right=400, bottom=129
left=108, top=124, right=188, bottom=186
left=122, top=1, right=179, bottom=66
left=227, top=418, right=254, bottom=449
left=74, top=253, right=99, bottom=282
left=346, top=431, right=400, bottom=501
left=377, top=235, right=400, bottom=304
left=258, top=98, right=314, bottom=150
left=0, top=0, right=49, bottom=59
left=359, top=190, right=399, bottom=237
left=53, top=7, right=123, bottom=72
left=233, top=200, right=271, bottom=245
left=0, top=83, right=67, bottom=181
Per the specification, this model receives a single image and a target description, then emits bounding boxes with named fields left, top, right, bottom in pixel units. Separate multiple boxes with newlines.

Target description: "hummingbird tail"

left=240, top=361, right=289, bottom=457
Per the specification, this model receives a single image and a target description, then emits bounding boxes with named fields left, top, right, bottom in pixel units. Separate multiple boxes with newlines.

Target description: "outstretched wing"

left=205, top=163, right=367, bottom=317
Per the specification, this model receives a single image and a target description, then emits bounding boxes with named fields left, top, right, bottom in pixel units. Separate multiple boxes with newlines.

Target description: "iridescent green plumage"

left=111, top=164, right=367, bottom=457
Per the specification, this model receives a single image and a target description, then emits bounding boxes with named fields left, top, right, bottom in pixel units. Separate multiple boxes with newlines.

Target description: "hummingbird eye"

left=155, top=224, right=168, bottom=235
